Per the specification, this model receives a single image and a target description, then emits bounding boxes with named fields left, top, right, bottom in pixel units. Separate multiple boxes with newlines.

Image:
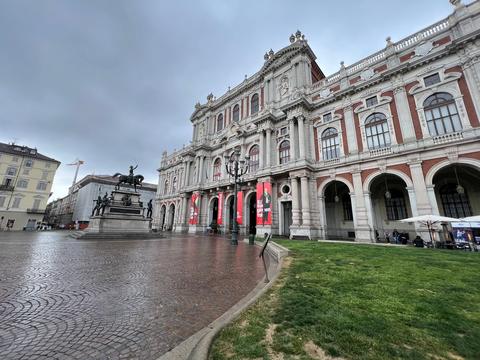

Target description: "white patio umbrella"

left=399, top=215, right=460, bottom=244
left=460, top=215, right=480, bottom=222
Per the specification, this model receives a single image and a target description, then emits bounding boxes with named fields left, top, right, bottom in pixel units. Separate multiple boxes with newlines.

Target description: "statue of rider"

left=129, top=165, right=138, bottom=185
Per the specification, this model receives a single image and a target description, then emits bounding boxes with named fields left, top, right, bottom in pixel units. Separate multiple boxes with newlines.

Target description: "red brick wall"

left=405, top=81, right=423, bottom=140
left=349, top=76, right=361, bottom=85
left=422, top=157, right=448, bottom=177
left=445, top=66, right=480, bottom=128
left=313, top=127, right=320, bottom=161
left=433, top=36, right=451, bottom=46
left=463, top=151, right=480, bottom=161
left=374, top=64, right=387, bottom=73
left=400, top=52, right=414, bottom=62
left=352, top=102, right=363, bottom=152
left=330, top=85, right=340, bottom=93
left=382, top=90, right=403, bottom=144
left=335, top=109, right=349, bottom=155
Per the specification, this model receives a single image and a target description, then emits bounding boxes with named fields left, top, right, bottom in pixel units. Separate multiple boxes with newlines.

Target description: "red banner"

left=237, top=191, right=243, bottom=225
left=217, top=193, right=223, bottom=225
left=189, top=193, right=200, bottom=225
left=256, top=182, right=272, bottom=225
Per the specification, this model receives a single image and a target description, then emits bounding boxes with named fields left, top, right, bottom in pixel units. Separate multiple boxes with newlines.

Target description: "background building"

left=45, top=174, right=156, bottom=229
left=0, top=142, right=60, bottom=230
left=154, top=0, right=480, bottom=242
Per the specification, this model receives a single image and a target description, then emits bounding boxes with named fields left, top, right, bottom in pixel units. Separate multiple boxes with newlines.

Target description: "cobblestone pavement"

left=0, top=232, right=265, bottom=359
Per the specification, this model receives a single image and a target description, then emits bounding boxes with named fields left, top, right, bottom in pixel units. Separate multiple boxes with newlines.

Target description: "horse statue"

left=113, top=165, right=144, bottom=192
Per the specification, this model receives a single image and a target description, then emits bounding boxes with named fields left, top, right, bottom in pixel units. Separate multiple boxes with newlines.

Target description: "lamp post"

left=225, top=147, right=249, bottom=245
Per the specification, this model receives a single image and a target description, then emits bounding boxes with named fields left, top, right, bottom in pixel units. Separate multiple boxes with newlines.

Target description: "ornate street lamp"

left=224, top=147, right=249, bottom=245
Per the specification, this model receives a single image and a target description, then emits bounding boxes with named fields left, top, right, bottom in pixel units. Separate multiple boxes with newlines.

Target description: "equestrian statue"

left=113, top=165, right=144, bottom=192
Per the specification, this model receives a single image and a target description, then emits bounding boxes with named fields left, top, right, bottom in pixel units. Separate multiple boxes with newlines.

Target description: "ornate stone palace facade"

left=154, top=0, right=480, bottom=242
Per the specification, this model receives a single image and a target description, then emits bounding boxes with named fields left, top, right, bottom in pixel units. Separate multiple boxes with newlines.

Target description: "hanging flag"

left=256, top=182, right=272, bottom=225
left=217, top=192, right=223, bottom=225
left=237, top=191, right=243, bottom=225
left=189, top=193, right=200, bottom=225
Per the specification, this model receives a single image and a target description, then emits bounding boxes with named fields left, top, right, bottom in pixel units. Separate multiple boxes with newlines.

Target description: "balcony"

left=432, top=132, right=463, bottom=145
left=0, top=184, right=14, bottom=191
left=27, top=208, right=46, bottom=214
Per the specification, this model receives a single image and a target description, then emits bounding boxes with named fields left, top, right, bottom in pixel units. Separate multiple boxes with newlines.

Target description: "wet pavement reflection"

left=0, top=231, right=264, bottom=359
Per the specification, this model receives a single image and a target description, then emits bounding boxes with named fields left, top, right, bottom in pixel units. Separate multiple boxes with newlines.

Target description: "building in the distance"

left=45, top=174, right=157, bottom=229
left=154, top=0, right=480, bottom=242
left=0, top=142, right=60, bottom=230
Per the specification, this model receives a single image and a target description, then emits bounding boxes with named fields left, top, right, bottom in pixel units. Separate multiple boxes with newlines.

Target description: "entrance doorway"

left=209, top=197, right=219, bottom=232
left=25, top=219, right=37, bottom=231
left=248, top=193, right=257, bottom=235
left=227, top=196, right=234, bottom=232
left=282, top=201, right=292, bottom=236
left=167, top=204, right=175, bottom=230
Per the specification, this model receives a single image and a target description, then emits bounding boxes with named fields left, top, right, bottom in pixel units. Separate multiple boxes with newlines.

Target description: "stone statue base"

left=84, top=189, right=151, bottom=235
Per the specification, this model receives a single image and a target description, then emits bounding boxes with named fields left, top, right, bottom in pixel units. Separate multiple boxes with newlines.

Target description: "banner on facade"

left=237, top=191, right=243, bottom=225
left=189, top=193, right=199, bottom=225
left=256, top=182, right=272, bottom=225
left=217, top=192, right=223, bottom=225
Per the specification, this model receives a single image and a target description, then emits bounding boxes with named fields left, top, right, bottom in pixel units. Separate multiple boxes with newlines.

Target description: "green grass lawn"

left=210, top=241, right=480, bottom=360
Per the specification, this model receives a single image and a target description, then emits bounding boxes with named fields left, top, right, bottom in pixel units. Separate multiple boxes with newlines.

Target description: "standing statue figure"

left=92, top=195, right=102, bottom=216
left=100, top=192, right=110, bottom=216
left=146, top=199, right=153, bottom=218
left=113, top=165, right=144, bottom=192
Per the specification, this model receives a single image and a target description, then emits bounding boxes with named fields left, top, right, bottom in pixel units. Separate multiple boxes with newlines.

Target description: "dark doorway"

left=228, top=196, right=234, bottom=232
left=282, top=201, right=292, bottom=236
left=248, top=193, right=257, bottom=235
left=211, top=198, right=218, bottom=225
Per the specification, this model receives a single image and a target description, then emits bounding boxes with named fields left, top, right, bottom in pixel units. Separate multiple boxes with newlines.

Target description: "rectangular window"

left=17, top=179, right=29, bottom=188
left=366, top=96, right=378, bottom=108
left=12, top=197, right=21, bottom=208
left=6, top=167, right=17, bottom=176
left=25, top=159, right=34, bottom=168
left=0, top=196, right=5, bottom=207
left=424, top=73, right=441, bottom=87
left=33, top=199, right=41, bottom=209
left=37, top=181, right=47, bottom=191
left=280, top=127, right=287, bottom=135
left=323, top=113, right=332, bottom=122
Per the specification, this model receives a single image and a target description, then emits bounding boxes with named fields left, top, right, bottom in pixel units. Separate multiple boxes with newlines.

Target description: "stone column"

left=199, top=156, right=205, bottom=183
left=308, top=121, right=315, bottom=160
left=298, top=116, right=306, bottom=159
left=184, top=161, right=190, bottom=187
left=289, top=119, right=297, bottom=160
left=259, top=131, right=265, bottom=169
left=194, top=157, right=200, bottom=183
left=300, top=176, right=311, bottom=226
left=318, top=196, right=327, bottom=238
left=406, top=187, right=419, bottom=217
left=291, top=176, right=301, bottom=226
left=408, top=161, right=432, bottom=215
left=462, top=62, right=480, bottom=121
left=266, top=128, right=272, bottom=167
left=352, top=170, right=372, bottom=242
left=343, top=106, right=358, bottom=154
left=426, top=185, right=440, bottom=215
left=393, top=87, right=416, bottom=142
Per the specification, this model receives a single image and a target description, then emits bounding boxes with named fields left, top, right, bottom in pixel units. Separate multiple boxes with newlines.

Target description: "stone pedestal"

left=86, top=190, right=150, bottom=234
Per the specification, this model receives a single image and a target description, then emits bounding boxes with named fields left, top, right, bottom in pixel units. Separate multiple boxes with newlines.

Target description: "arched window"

left=385, top=189, right=408, bottom=220
left=439, top=184, right=472, bottom=218
left=232, top=104, right=240, bottom=122
left=213, top=158, right=222, bottom=181
left=164, top=180, right=169, bottom=194
left=172, top=177, right=177, bottom=193
left=279, top=140, right=290, bottom=164
left=251, top=93, right=259, bottom=115
left=248, top=145, right=259, bottom=172
left=365, top=113, right=391, bottom=150
left=321, top=127, right=340, bottom=160
left=424, top=92, right=462, bottom=136
left=216, top=114, right=224, bottom=132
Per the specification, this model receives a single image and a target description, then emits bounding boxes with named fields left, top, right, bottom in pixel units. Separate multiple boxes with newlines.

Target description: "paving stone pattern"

left=0, top=232, right=265, bottom=359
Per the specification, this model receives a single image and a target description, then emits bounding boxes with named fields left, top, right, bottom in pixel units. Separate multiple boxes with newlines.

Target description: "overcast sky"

left=0, top=0, right=462, bottom=200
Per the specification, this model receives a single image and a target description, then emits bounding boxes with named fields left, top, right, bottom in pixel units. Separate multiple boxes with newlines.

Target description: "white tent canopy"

left=399, top=215, right=460, bottom=224
left=460, top=215, right=480, bottom=222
